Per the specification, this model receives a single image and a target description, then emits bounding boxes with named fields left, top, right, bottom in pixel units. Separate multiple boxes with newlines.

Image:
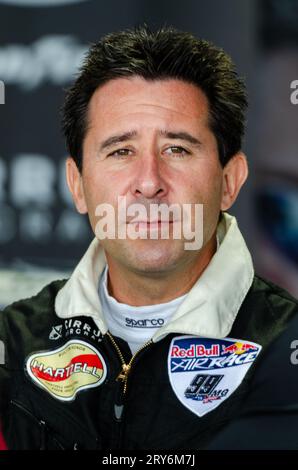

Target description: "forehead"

left=87, top=76, right=210, bottom=128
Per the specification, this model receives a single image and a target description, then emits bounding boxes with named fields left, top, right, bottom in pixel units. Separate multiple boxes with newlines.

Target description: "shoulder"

left=251, top=309, right=298, bottom=396
left=234, top=275, right=298, bottom=339
left=0, top=279, right=68, bottom=358
left=249, top=274, right=298, bottom=312
left=1, top=278, right=67, bottom=321
left=242, top=280, right=298, bottom=410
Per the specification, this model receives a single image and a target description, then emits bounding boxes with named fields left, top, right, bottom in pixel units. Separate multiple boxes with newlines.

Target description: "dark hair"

left=62, top=24, right=247, bottom=172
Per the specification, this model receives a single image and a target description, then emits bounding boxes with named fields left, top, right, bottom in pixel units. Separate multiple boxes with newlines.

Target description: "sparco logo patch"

left=125, top=317, right=164, bottom=328
left=168, top=336, right=262, bottom=417
left=26, top=340, right=107, bottom=401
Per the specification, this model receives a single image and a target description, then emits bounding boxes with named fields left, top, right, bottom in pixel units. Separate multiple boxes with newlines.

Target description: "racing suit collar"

left=55, top=212, right=254, bottom=340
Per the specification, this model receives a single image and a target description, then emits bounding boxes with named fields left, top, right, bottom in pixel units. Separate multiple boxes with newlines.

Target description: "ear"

left=220, top=152, right=248, bottom=211
left=65, top=157, right=88, bottom=214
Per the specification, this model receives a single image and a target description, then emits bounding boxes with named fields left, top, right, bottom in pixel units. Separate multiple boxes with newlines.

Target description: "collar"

left=55, top=212, right=254, bottom=341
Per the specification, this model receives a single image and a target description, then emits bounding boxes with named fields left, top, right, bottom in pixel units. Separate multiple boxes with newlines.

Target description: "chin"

left=126, top=241, right=184, bottom=274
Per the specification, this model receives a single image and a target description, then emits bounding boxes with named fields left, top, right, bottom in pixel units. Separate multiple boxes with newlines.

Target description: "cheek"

left=83, top=167, right=111, bottom=203
left=82, top=172, right=125, bottom=231
left=184, top=167, right=223, bottom=204
left=81, top=177, right=105, bottom=225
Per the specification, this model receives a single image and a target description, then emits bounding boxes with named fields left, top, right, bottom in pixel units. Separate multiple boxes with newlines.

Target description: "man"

left=0, top=25, right=297, bottom=450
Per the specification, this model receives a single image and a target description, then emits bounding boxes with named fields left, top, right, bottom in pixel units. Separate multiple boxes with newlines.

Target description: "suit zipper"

left=106, top=332, right=153, bottom=424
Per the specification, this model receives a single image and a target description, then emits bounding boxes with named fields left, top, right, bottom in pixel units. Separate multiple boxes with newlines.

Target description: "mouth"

left=127, top=220, right=176, bottom=230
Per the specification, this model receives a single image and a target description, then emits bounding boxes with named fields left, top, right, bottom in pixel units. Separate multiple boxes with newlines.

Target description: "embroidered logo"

left=48, top=319, right=103, bottom=343
left=168, top=336, right=262, bottom=417
left=26, top=340, right=107, bottom=401
left=125, top=318, right=165, bottom=328
left=49, top=325, right=63, bottom=340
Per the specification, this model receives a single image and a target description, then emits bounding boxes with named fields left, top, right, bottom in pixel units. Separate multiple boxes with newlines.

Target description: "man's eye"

left=107, top=148, right=132, bottom=157
left=164, top=146, right=190, bottom=157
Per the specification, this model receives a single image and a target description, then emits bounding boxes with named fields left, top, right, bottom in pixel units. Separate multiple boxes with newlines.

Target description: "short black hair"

left=62, top=24, right=247, bottom=172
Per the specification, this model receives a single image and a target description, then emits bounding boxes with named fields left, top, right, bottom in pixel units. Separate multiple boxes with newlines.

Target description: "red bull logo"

left=171, top=343, right=220, bottom=358
left=223, top=341, right=258, bottom=355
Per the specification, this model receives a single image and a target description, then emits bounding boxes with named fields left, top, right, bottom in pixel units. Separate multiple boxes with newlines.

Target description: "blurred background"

left=0, top=0, right=297, bottom=308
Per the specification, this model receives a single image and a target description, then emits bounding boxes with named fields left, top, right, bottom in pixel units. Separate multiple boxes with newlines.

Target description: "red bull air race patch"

left=168, top=336, right=262, bottom=417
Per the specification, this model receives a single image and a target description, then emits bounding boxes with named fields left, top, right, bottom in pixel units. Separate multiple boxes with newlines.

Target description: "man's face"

left=72, top=77, right=229, bottom=275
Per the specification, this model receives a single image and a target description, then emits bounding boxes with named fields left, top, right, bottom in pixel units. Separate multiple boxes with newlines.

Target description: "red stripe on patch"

left=31, top=353, right=103, bottom=382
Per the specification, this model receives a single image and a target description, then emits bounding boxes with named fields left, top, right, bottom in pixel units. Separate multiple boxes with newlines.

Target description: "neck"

left=105, top=235, right=217, bottom=306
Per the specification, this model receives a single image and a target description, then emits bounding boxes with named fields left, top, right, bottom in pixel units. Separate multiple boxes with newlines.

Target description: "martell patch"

left=26, top=340, right=107, bottom=401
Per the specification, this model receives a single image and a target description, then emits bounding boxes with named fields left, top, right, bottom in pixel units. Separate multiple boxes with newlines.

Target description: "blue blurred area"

left=256, top=185, right=298, bottom=268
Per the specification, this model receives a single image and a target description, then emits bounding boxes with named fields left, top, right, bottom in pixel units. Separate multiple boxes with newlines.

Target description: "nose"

left=130, top=152, right=168, bottom=200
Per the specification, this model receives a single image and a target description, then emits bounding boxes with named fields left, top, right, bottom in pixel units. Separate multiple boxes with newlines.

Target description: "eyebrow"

left=99, top=130, right=138, bottom=152
left=98, top=129, right=202, bottom=152
left=159, top=130, right=202, bottom=147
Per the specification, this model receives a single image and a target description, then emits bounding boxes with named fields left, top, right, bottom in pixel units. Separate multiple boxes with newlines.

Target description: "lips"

left=127, top=219, right=176, bottom=224
left=130, top=220, right=173, bottom=223
left=128, top=220, right=175, bottom=230
left=139, top=221, right=171, bottom=227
